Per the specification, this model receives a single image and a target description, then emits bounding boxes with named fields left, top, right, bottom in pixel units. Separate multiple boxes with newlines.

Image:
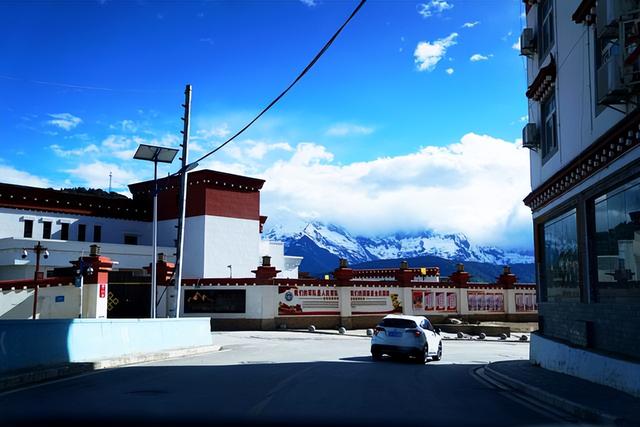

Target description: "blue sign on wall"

left=55, top=295, right=64, bottom=303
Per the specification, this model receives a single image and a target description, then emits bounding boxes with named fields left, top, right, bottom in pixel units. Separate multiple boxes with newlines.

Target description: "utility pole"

left=108, top=171, right=112, bottom=193
left=174, top=84, right=192, bottom=318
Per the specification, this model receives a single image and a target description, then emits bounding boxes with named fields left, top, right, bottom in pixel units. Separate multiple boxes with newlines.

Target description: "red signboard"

left=99, top=284, right=106, bottom=298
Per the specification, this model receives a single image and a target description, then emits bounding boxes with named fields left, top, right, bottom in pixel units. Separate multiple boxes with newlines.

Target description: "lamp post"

left=21, top=242, right=49, bottom=319
left=227, top=265, right=232, bottom=278
left=134, top=144, right=178, bottom=318
left=74, top=258, right=94, bottom=318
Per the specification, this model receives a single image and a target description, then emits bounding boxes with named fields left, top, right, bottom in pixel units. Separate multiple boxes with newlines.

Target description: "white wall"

left=259, top=240, right=302, bottom=279
left=180, top=285, right=276, bottom=319
left=181, top=216, right=206, bottom=278
left=0, top=207, right=152, bottom=245
left=203, top=215, right=260, bottom=278
left=0, top=237, right=175, bottom=280
left=527, top=1, right=632, bottom=189
left=0, top=284, right=81, bottom=319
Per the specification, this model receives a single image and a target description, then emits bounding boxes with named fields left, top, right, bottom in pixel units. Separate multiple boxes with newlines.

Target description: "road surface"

left=0, top=331, right=569, bottom=427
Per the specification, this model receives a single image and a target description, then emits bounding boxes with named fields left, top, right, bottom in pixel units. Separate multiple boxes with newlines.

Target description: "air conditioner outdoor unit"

left=522, top=123, right=539, bottom=150
left=597, top=56, right=627, bottom=104
left=520, top=28, right=535, bottom=57
left=597, top=0, right=640, bottom=39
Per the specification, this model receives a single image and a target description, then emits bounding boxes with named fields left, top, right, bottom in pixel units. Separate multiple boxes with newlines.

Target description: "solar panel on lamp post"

left=134, top=144, right=178, bottom=319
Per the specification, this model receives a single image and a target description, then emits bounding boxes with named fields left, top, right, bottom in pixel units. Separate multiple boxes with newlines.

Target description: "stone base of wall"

left=530, top=332, right=640, bottom=397
left=275, top=316, right=341, bottom=329
left=210, top=313, right=539, bottom=331
left=539, top=302, right=640, bottom=360
left=210, top=318, right=276, bottom=331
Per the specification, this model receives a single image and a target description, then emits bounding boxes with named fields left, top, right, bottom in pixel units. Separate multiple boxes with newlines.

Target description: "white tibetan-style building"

left=0, top=169, right=301, bottom=281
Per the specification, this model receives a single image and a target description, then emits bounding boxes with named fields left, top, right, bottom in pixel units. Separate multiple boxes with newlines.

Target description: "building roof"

left=0, top=169, right=266, bottom=221
left=0, top=181, right=149, bottom=220
left=128, top=169, right=265, bottom=198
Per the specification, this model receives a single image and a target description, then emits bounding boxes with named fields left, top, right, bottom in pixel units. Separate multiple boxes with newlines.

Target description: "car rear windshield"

left=381, top=318, right=416, bottom=328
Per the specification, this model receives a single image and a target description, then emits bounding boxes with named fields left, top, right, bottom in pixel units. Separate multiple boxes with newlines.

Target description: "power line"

left=190, top=0, right=367, bottom=167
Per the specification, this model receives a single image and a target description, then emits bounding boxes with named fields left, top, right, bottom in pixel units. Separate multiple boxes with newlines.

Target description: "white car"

left=370, top=314, right=443, bottom=363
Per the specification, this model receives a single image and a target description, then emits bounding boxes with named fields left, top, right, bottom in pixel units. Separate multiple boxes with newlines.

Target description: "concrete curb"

left=483, top=362, right=622, bottom=425
left=0, top=344, right=221, bottom=392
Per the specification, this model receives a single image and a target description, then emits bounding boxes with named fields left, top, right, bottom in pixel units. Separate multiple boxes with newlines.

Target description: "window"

left=78, top=224, right=86, bottom=242
left=23, top=220, right=33, bottom=238
left=93, top=225, right=102, bottom=243
left=60, top=223, right=69, bottom=240
left=380, top=318, right=416, bottom=328
left=538, top=0, right=554, bottom=59
left=542, top=209, right=581, bottom=302
left=592, top=178, right=640, bottom=303
left=42, top=221, right=52, bottom=239
left=124, top=234, right=138, bottom=245
left=541, top=93, right=557, bottom=161
left=184, top=289, right=246, bottom=313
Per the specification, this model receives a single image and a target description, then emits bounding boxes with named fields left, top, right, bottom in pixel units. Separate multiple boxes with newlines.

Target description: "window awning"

left=572, top=0, right=596, bottom=26
left=526, top=56, right=556, bottom=101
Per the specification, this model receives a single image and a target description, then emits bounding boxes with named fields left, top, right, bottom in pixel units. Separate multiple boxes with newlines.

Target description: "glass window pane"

left=593, top=179, right=640, bottom=303
left=543, top=209, right=580, bottom=302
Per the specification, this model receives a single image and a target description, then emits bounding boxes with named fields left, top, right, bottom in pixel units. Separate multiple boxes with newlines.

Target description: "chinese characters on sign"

left=278, top=286, right=339, bottom=315
left=350, top=288, right=402, bottom=315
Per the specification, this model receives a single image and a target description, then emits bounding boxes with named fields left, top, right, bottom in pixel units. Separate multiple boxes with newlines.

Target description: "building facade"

left=0, top=169, right=300, bottom=281
left=523, top=0, right=640, bottom=395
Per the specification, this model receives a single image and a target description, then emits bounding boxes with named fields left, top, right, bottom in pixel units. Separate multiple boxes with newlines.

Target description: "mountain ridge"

left=264, top=220, right=534, bottom=279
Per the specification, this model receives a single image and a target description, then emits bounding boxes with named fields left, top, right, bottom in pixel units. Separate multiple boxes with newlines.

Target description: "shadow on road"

left=0, top=360, right=559, bottom=427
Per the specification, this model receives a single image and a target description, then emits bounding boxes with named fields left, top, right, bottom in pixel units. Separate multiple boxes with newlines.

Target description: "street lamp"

left=227, top=265, right=232, bottom=278
left=134, top=144, right=178, bottom=319
left=21, top=241, right=49, bottom=319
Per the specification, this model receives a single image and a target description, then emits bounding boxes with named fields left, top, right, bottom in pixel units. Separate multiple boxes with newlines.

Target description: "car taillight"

left=374, top=326, right=385, bottom=336
left=412, top=330, right=422, bottom=337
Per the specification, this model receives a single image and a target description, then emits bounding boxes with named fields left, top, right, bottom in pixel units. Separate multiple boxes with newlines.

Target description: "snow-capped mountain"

left=264, top=220, right=534, bottom=272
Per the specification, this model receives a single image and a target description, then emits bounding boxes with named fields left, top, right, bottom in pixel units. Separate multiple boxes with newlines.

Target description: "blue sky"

left=0, top=0, right=532, bottom=249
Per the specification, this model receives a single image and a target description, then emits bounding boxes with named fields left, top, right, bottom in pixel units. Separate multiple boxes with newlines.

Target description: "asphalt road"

left=0, top=331, right=566, bottom=427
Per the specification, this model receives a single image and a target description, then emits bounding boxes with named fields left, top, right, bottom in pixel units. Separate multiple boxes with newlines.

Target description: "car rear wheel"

left=432, top=342, right=443, bottom=361
left=414, top=345, right=428, bottom=364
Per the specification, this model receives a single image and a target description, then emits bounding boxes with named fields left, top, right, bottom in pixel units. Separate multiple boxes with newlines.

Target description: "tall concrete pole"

left=174, top=84, right=192, bottom=318
left=151, top=158, right=158, bottom=319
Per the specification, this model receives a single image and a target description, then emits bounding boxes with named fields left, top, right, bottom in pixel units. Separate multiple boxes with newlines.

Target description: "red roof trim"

left=524, top=109, right=640, bottom=211
left=0, top=182, right=150, bottom=220
left=128, top=169, right=265, bottom=197
left=526, top=56, right=556, bottom=100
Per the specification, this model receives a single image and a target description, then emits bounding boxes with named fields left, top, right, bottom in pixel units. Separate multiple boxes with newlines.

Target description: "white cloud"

left=194, top=124, right=231, bottom=140
left=512, top=38, right=520, bottom=50
left=417, top=1, right=453, bottom=18
left=47, top=113, right=82, bottom=131
left=50, top=144, right=99, bottom=157
left=49, top=133, right=180, bottom=163
left=110, top=120, right=138, bottom=133
left=470, top=53, right=490, bottom=62
left=241, top=140, right=293, bottom=160
left=414, top=33, right=458, bottom=72
left=255, top=133, right=532, bottom=249
left=445, top=67, right=454, bottom=75
left=326, top=123, right=374, bottom=137
left=0, top=163, right=51, bottom=187
left=299, top=0, right=316, bottom=6
left=64, top=161, right=142, bottom=191
left=462, top=21, right=480, bottom=28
